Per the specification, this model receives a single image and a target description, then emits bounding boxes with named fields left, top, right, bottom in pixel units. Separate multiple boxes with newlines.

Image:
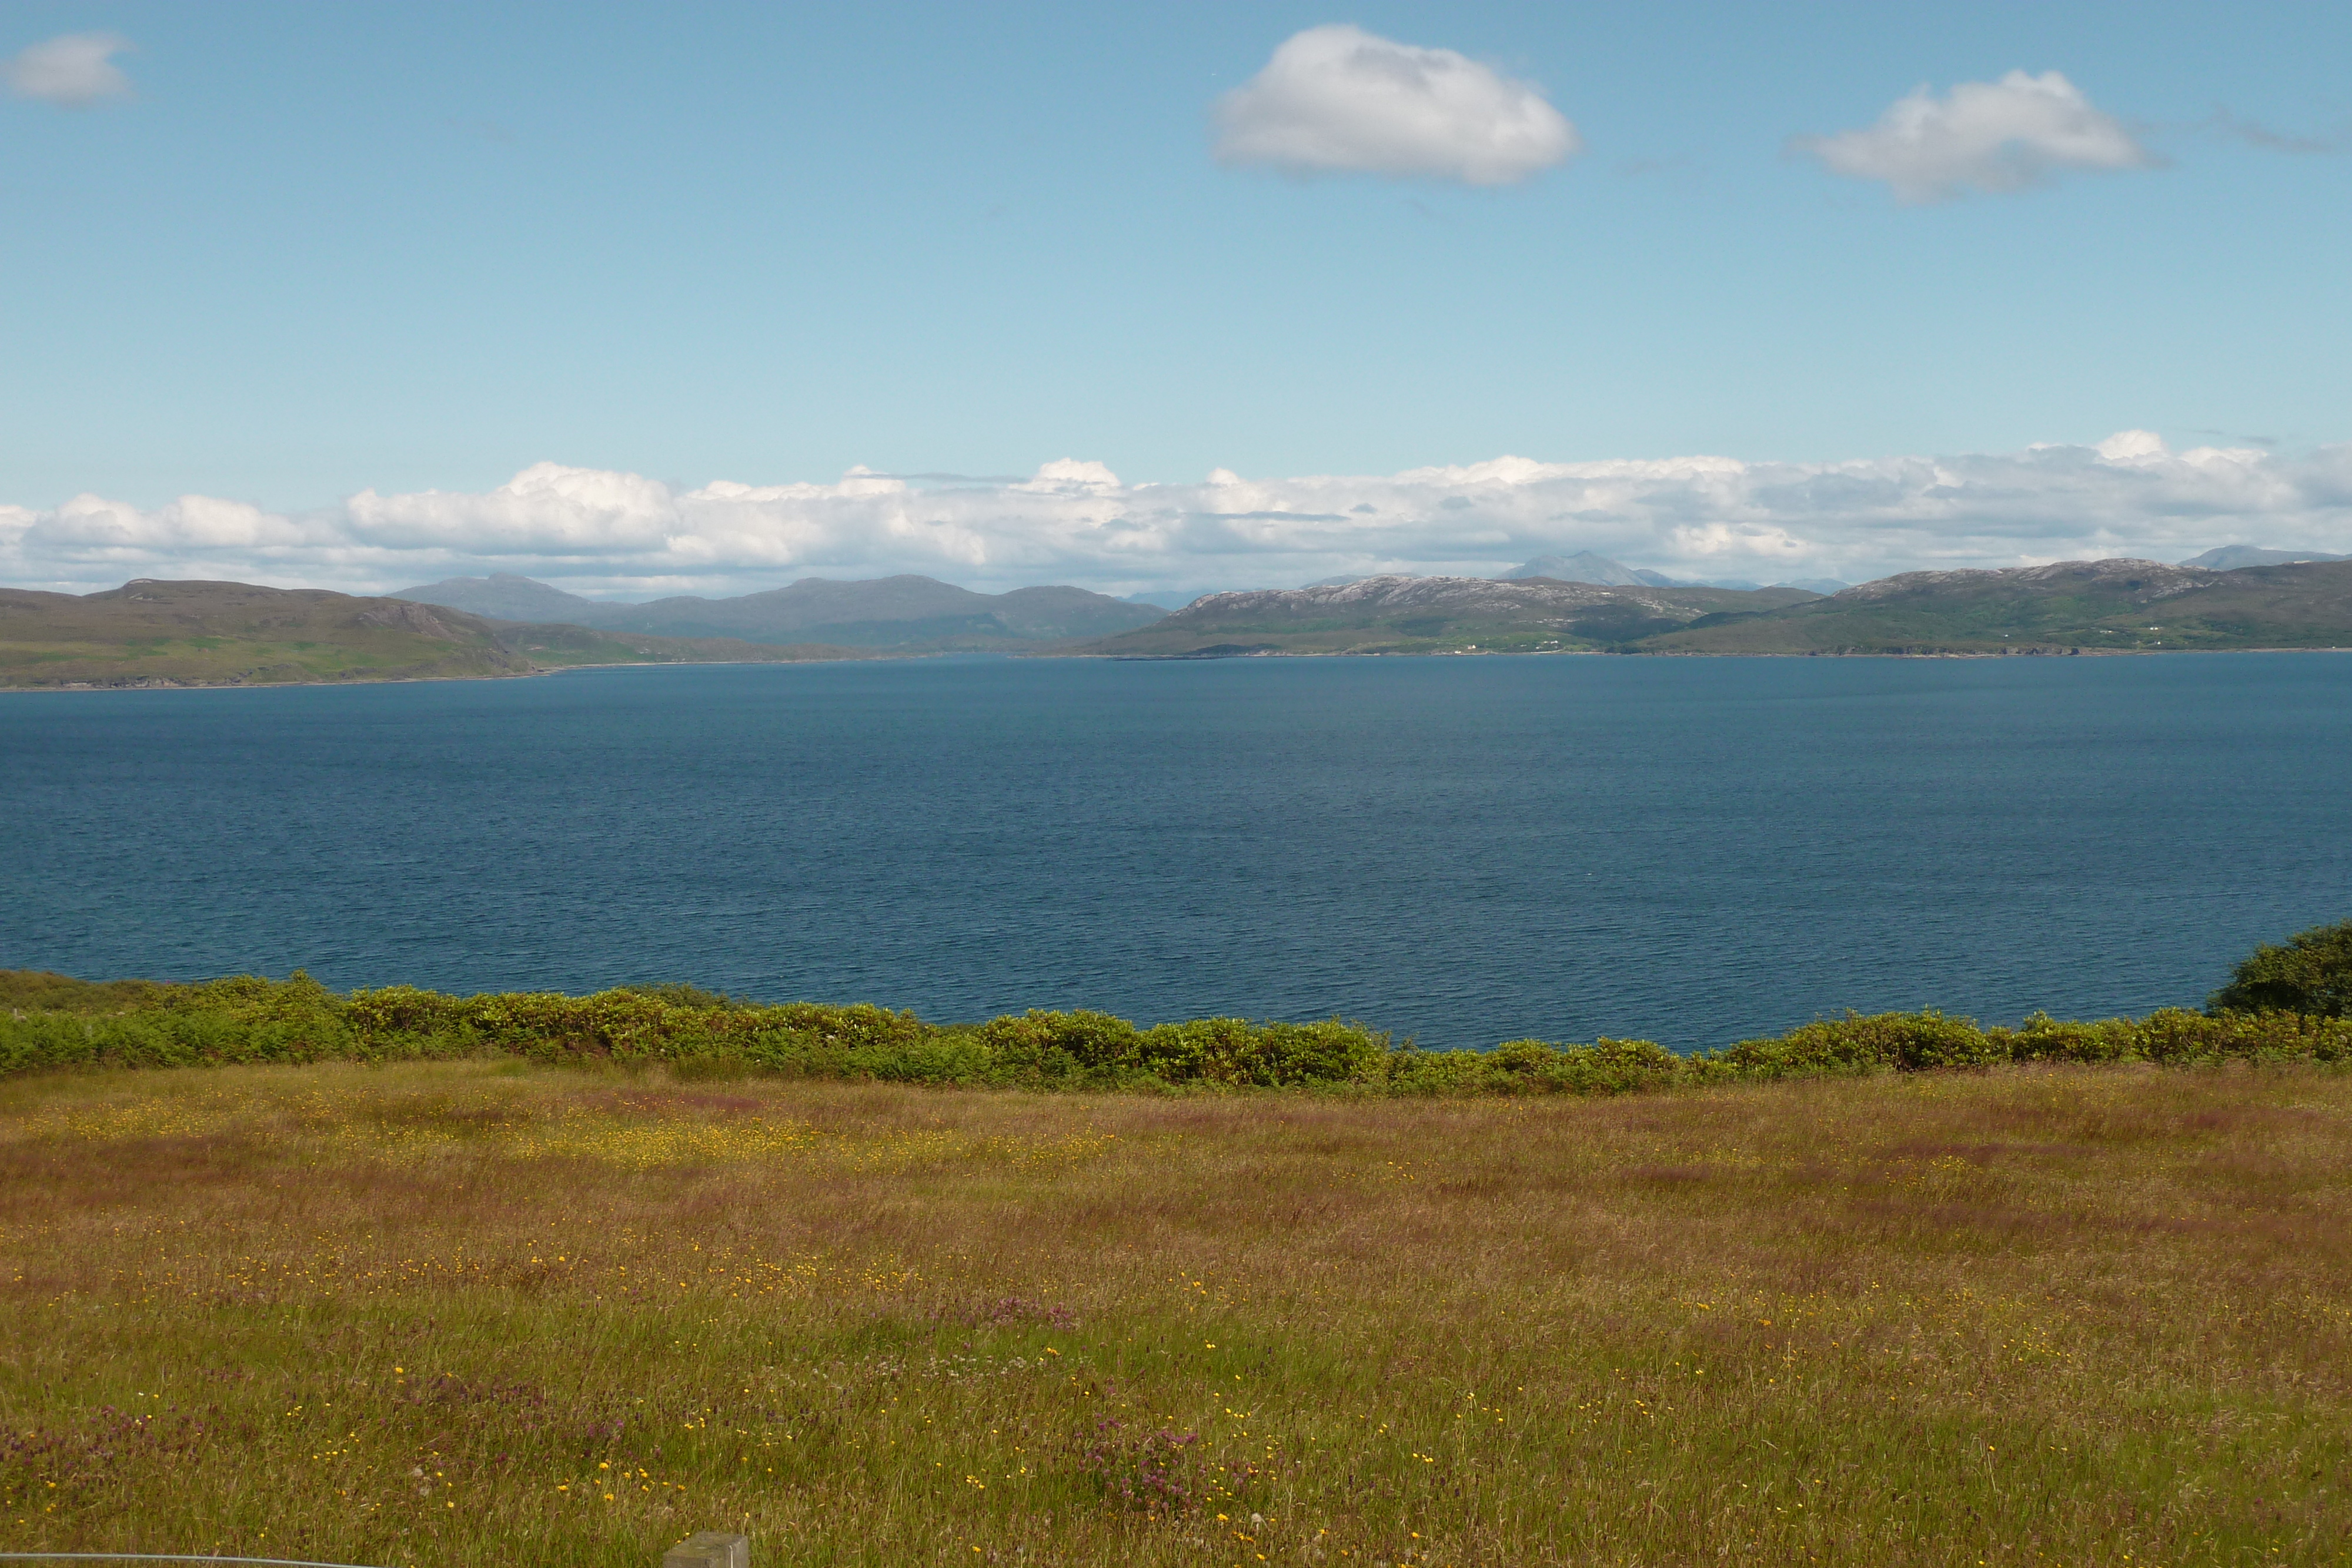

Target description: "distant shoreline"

left=15, top=561, right=2351, bottom=677
left=1085, top=644, right=2352, bottom=663
left=10, top=643, right=2352, bottom=693
left=0, top=655, right=896, bottom=696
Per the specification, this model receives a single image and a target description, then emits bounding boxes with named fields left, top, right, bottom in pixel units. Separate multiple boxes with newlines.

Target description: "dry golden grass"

left=2, top=1061, right=2348, bottom=1566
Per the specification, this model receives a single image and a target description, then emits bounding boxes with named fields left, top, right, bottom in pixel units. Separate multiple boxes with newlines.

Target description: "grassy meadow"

left=4, top=1058, right=2349, bottom=1566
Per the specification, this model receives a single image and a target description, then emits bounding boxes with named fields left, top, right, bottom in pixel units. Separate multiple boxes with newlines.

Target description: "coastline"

left=1075, top=644, right=2352, bottom=662
left=0, top=651, right=909, bottom=695
left=10, top=643, right=2352, bottom=691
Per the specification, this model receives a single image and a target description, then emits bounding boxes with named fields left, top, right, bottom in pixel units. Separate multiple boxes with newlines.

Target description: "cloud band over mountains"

left=6, top=434, right=2348, bottom=599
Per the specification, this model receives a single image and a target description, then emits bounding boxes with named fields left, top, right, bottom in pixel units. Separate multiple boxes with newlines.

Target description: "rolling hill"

left=1071, top=575, right=1823, bottom=656
left=0, top=580, right=870, bottom=688
left=22, top=558, right=2350, bottom=686
left=1071, top=559, right=2352, bottom=657
left=1638, top=558, right=2352, bottom=654
left=0, top=580, right=535, bottom=688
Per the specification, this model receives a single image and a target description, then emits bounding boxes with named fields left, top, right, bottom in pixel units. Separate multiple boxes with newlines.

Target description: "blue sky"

left=4, top=1, right=2348, bottom=595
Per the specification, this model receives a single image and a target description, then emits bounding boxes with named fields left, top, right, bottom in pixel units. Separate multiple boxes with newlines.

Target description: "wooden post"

left=663, top=1530, right=749, bottom=1568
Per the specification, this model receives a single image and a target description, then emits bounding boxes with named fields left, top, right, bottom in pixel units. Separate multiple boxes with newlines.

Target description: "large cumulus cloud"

left=5, top=434, right=2350, bottom=599
left=1214, top=25, right=1579, bottom=186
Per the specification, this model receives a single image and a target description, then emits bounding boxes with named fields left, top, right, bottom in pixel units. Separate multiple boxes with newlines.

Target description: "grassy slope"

left=1643, top=560, right=2352, bottom=655
left=1084, top=585, right=1819, bottom=657
left=1080, top=563, right=2352, bottom=658
left=0, top=581, right=882, bottom=688
left=1, top=1061, right=2345, bottom=1567
left=0, top=581, right=534, bottom=687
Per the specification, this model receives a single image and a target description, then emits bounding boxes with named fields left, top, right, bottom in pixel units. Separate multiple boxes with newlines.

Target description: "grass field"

left=4, top=1061, right=2348, bottom=1567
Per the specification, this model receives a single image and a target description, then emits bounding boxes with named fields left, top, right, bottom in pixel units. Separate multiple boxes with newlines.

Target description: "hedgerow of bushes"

left=4, top=969, right=2348, bottom=1094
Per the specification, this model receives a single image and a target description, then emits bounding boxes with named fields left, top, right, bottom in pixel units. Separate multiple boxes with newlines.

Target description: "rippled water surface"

left=6, top=653, right=2349, bottom=1050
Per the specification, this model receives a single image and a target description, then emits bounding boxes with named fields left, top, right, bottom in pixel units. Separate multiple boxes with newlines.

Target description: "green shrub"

left=1250, top=1021, right=1391, bottom=1085
left=1997, top=1012, right=2139, bottom=1064
left=1713, top=1011, right=1993, bottom=1078
left=0, top=970, right=174, bottom=1014
left=345, top=984, right=465, bottom=1038
left=2210, top=919, right=2352, bottom=1018
left=1558, top=1037, right=1685, bottom=1094
left=6, top=967, right=2351, bottom=1095
left=1382, top=1045, right=1495, bottom=1096
left=975, top=1009, right=1144, bottom=1084
left=1471, top=1037, right=1681, bottom=1095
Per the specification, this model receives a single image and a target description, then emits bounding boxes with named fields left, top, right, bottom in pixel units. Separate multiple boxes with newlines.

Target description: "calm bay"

left=5, top=651, right=2348, bottom=1052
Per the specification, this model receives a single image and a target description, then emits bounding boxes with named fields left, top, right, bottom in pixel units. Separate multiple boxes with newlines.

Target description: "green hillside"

left=1079, top=576, right=1820, bottom=656
left=0, top=580, right=534, bottom=688
left=18, top=560, right=2351, bottom=683
left=1640, top=557, right=2352, bottom=654
left=1076, top=560, right=2352, bottom=658
left=0, top=580, right=872, bottom=689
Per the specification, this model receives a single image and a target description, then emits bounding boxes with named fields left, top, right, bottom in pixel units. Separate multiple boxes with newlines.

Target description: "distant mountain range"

left=1121, top=589, right=1225, bottom=610
left=1500, top=551, right=1658, bottom=586
left=2178, top=545, right=2350, bottom=570
left=1070, top=576, right=1825, bottom=657
left=1499, top=551, right=1848, bottom=595
left=387, top=572, right=601, bottom=622
left=16, top=548, right=2347, bottom=688
left=391, top=547, right=2346, bottom=650
left=392, top=573, right=1165, bottom=650
left=1073, top=557, right=2352, bottom=657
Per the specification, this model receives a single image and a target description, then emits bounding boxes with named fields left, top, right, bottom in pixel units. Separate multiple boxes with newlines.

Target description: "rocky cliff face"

left=352, top=599, right=476, bottom=638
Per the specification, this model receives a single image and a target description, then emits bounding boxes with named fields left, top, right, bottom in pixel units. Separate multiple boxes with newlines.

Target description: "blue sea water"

left=4, top=653, right=2349, bottom=1052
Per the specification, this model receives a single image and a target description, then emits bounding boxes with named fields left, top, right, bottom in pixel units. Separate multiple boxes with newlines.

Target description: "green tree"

left=2209, top=919, right=2352, bottom=1018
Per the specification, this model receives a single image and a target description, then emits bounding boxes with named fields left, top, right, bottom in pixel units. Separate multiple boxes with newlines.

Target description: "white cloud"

left=4, top=32, right=132, bottom=106
left=6, top=439, right=2350, bottom=600
left=2093, top=429, right=2167, bottom=462
left=1015, top=459, right=1122, bottom=494
left=1214, top=24, right=1579, bottom=186
left=1793, top=71, right=2153, bottom=202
